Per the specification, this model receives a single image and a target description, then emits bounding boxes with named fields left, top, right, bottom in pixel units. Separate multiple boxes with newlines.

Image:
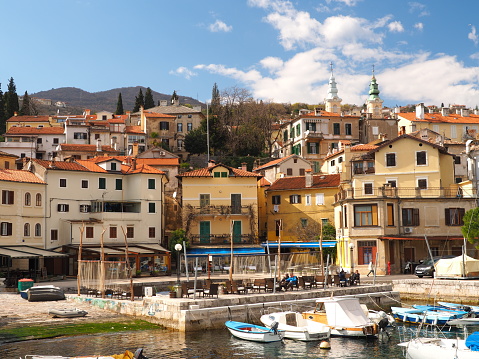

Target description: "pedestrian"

left=367, top=261, right=374, bottom=277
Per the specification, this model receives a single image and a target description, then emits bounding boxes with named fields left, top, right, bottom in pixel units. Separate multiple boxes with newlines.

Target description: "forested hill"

left=30, top=87, right=204, bottom=114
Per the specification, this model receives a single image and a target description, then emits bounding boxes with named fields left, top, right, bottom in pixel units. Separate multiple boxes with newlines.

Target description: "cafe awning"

left=65, top=243, right=170, bottom=256
left=0, top=246, right=68, bottom=259
left=261, top=241, right=337, bottom=249
left=187, top=247, right=265, bottom=256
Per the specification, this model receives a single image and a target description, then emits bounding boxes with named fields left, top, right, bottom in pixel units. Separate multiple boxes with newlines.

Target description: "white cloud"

left=414, top=22, right=424, bottom=31
left=470, top=53, right=479, bottom=60
left=388, top=21, right=404, bottom=33
left=469, top=25, right=478, bottom=46
left=408, top=2, right=430, bottom=17
left=169, top=67, right=197, bottom=80
left=208, top=20, right=232, bottom=33
left=326, top=0, right=361, bottom=6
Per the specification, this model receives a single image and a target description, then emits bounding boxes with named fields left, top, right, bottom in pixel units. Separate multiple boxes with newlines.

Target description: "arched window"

left=25, top=192, right=31, bottom=206
left=36, top=193, right=42, bottom=206
left=35, top=223, right=41, bottom=237
left=24, top=223, right=30, bottom=237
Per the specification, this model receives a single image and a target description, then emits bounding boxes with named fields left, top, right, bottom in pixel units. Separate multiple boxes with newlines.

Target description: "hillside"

left=30, top=87, right=204, bottom=115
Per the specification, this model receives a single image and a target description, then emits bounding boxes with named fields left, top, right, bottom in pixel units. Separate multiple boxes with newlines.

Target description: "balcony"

left=334, top=186, right=475, bottom=202
left=190, top=205, right=254, bottom=216
left=189, top=234, right=257, bottom=245
left=353, top=167, right=375, bottom=175
left=303, top=130, right=323, bottom=140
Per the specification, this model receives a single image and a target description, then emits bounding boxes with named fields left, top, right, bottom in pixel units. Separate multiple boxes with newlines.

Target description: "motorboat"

left=260, top=311, right=330, bottom=341
left=48, top=308, right=88, bottom=318
left=392, top=305, right=468, bottom=325
left=22, top=348, right=147, bottom=359
left=24, top=285, right=66, bottom=302
left=225, top=320, right=283, bottom=342
left=398, top=331, right=479, bottom=359
left=438, top=301, right=479, bottom=315
left=301, top=297, right=377, bottom=337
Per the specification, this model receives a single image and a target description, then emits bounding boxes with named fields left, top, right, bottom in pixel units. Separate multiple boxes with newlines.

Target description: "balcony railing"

left=334, top=186, right=475, bottom=202
left=353, top=167, right=375, bottom=174
left=303, top=130, right=323, bottom=140
left=191, top=205, right=253, bottom=216
left=189, top=234, right=257, bottom=245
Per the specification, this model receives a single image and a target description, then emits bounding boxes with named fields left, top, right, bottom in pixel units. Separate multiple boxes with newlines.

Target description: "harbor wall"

left=71, top=284, right=398, bottom=332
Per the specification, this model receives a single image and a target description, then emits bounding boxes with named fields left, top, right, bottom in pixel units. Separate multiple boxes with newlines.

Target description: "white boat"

left=23, top=348, right=147, bottom=358
left=260, top=311, right=331, bottom=341
left=398, top=332, right=479, bottom=359
left=438, top=301, right=479, bottom=315
left=48, top=308, right=88, bottom=318
left=302, top=297, right=377, bottom=337
left=225, top=320, right=283, bottom=342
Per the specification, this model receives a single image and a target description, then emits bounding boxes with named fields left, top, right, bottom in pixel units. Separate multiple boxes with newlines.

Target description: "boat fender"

left=319, top=340, right=331, bottom=350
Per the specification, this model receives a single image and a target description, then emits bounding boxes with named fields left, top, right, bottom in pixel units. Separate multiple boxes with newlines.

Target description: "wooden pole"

left=319, top=221, right=324, bottom=276
left=100, top=227, right=106, bottom=298
left=76, top=224, right=84, bottom=296
left=229, top=221, right=234, bottom=283
left=277, top=220, right=282, bottom=281
left=121, top=226, right=134, bottom=301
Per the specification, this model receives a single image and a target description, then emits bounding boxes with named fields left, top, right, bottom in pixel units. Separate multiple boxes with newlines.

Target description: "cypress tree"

left=0, top=84, right=5, bottom=134
left=115, top=93, right=124, bottom=115
left=4, top=77, right=19, bottom=119
left=211, top=83, right=220, bottom=115
left=171, top=90, right=179, bottom=104
left=144, top=87, right=155, bottom=109
left=132, top=88, right=144, bottom=112
left=20, top=91, right=31, bottom=115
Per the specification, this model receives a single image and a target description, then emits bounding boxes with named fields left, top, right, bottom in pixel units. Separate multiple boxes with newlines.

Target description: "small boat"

left=260, top=311, right=330, bottom=341
left=438, top=301, right=479, bottom=315
left=24, top=285, right=66, bottom=302
left=392, top=305, right=467, bottom=325
left=48, top=308, right=88, bottom=318
left=225, top=320, right=283, bottom=342
left=302, top=297, right=377, bottom=337
left=23, top=348, right=148, bottom=358
left=398, top=331, right=479, bottom=359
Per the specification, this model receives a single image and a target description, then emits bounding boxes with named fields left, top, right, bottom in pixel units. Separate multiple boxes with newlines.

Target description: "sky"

left=3, top=0, right=479, bottom=109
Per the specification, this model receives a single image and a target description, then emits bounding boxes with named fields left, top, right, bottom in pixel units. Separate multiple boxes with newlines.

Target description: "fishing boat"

left=301, top=297, right=377, bottom=337
left=225, top=320, right=283, bottom=342
left=392, top=305, right=467, bottom=325
left=23, top=348, right=148, bottom=358
left=260, top=311, right=330, bottom=341
left=398, top=331, right=479, bottom=359
left=48, top=308, right=88, bottom=318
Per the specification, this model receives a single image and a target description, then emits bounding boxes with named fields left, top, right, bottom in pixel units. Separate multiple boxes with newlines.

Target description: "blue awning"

left=186, top=247, right=265, bottom=257
left=261, top=241, right=337, bottom=249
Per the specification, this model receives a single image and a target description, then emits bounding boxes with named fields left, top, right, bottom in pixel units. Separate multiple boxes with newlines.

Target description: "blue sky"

left=3, top=0, right=479, bottom=108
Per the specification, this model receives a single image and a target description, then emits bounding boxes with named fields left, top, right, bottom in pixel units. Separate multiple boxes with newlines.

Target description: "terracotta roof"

left=5, top=126, right=64, bottom=135
left=75, top=160, right=109, bottom=173
left=268, top=174, right=340, bottom=191
left=259, top=177, right=272, bottom=187
left=144, top=111, right=176, bottom=118
left=6, top=115, right=50, bottom=122
left=122, top=163, right=165, bottom=175
left=59, top=144, right=118, bottom=153
left=0, top=169, right=45, bottom=184
left=32, top=159, right=95, bottom=172
left=125, top=126, right=145, bottom=134
left=367, top=134, right=452, bottom=156
left=302, top=111, right=360, bottom=118
left=323, top=143, right=378, bottom=160
left=398, top=112, right=479, bottom=124
left=178, top=163, right=262, bottom=178
left=254, top=155, right=294, bottom=171
left=0, top=150, right=18, bottom=158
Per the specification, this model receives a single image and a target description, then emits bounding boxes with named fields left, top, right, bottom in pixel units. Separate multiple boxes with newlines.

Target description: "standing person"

left=367, top=261, right=374, bottom=277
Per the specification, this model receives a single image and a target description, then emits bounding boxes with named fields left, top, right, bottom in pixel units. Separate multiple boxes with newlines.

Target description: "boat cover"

left=323, top=298, right=370, bottom=327
left=435, top=255, right=479, bottom=278
left=465, top=332, right=479, bottom=351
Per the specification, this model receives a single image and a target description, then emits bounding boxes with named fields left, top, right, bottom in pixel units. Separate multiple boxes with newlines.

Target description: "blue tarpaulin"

left=186, top=247, right=265, bottom=256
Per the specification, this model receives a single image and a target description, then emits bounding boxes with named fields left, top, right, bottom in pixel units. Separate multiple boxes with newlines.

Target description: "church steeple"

left=366, top=65, right=384, bottom=119
left=324, top=62, right=342, bottom=114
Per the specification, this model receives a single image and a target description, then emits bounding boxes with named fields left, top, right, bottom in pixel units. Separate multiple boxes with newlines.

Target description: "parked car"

left=414, top=255, right=455, bottom=278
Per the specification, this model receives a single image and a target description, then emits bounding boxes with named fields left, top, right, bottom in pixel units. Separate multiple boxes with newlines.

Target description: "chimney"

left=475, top=109, right=479, bottom=115
left=131, top=158, right=137, bottom=171
left=139, top=106, right=146, bottom=133
left=96, top=139, right=102, bottom=152
left=132, top=141, right=139, bottom=157
left=441, top=107, right=449, bottom=116
left=208, top=159, right=216, bottom=167
left=305, top=169, right=313, bottom=188
left=241, top=162, right=247, bottom=171
left=84, top=109, right=91, bottom=116
left=160, top=100, right=168, bottom=106
left=14, top=111, right=18, bottom=116
left=416, top=103, right=425, bottom=120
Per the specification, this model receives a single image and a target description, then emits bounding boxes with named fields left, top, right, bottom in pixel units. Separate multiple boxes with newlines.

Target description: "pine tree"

left=4, top=77, right=19, bottom=119
left=0, top=84, right=5, bottom=135
left=171, top=90, right=179, bottom=104
left=132, top=88, right=144, bottom=112
left=144, top=87, right=155, bottom=109
left=115, top=93, right=124, bottom=115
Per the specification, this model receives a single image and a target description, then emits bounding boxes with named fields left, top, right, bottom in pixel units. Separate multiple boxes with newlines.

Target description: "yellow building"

left=177, top=162, right=263, bottom=255
left=334, top=134, right=477, bottom=275
left=0, top=150, right=18, bottom=169
left=265, top=171, right=340, bottom=244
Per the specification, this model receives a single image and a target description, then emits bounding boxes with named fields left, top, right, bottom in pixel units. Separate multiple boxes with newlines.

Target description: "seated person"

left=285, top=272, right=298, bottom=290
left=351, top=270, right=360, bottom=285
left=280, top=273, right=289, bottom=291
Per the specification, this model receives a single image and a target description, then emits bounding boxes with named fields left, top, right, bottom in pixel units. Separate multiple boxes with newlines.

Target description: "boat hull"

left=302, top=311, right=376, bottom=337
left=260, top=312, right=330, bottom=341
left=48, top=309, right=88, bottom=318
left=225, top=321, right=282, bottom=343
left=400, top=338, right=479, bottom=359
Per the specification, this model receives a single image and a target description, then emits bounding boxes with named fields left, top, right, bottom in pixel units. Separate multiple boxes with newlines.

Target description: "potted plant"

left=168, top=285, right=177, bottom=298
left=135, top=270, right=142, bottom=278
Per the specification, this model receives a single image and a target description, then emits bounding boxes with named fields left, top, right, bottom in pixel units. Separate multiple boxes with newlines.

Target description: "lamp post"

left=175, top=243, right=182, bottom=286
left=349, top=242, right=354, bottom=273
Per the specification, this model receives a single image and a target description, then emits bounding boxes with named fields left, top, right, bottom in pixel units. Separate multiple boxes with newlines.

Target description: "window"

left=148, top=178, right=155, bottom=189
left=81, top=180, right=88, bottom=189
left=290, top=194, right=301, bottom=204
left=200, top=194, right=210, bottom=207
left=343, top=205, right=348, bottom=227
left=272, top=195, right=281, bottom=204
left=307, top=142, right=318, bottom=154
left=110, top=226, right=117, bottom=239
left=37, top=138, right=42, bottom=144
left=126, top=226, right=134, bottom=238
left=177, top=123, right=183, bottom=132
left=213, top=171, right=228, bottom=178
left=24, top=223, right=30, bottom=236
left=53, top=138, right=59, bottom=144
left=159, top=121, right=169, bottom=130
left=231, top=194, right=241, bottom=214
left=364, top=183, right=373, bottom=195
left=416, top=151, right=427, bottom=165
left=316, top=193, right=324, bottom=205
left=94, top=134, right=100, bottom=140
left=79, top=204, right=91, bottom=213
left=387, top=203, right=394, bottom=226
left=188, top=114, right=192, bottom=118
left=59, top=178, right=67, bottom=188
left=358, top=240, right=377, bottom=265
left=187, top=123, right=193, bottom=131
left=386, top=153, right=396, bottom=167
left=306, top=122, right=316, bottom=131
left=86, top=227, right=94, bottom=238
left=51, top=229, right=58, bottom=241
left=35, top=223, right=41, bottom=237
left=24, top=192, right=31, bottom=206
left=115, top=178, right=122, bottom=190
left=301, top=218, right=308, bottom=228
left=57, top=204, right=70, bottom=212
left=149, top=227, right=155, bottom=238
left=73, top=132, right=87, bottom=139
left=417, top=178, right=427, bottom=189
left=354, top=204, right=378, bottom=226
left=451, top=125, right=457, bottom=138
left=454, top=156, right=461, bottom=164
left=2, top=190, right=14, bottom=205
left=402, top=208, right=420, bottom=226
left=345, top=123, right=352, bottom=135
left=4, top=161, right=9, bottom=169
left=98, top=178, right=106, bottom=189
left=387, top=180, right=397, bottom=188
left=35, top=193, right=42, bottom=206
left=275, top=220, right=282, bottom=236
left=148, top=202, right=156, bottom=213
left=333, top=123, right=340, bottom=135
left=287, top=168, right=293, bottom=176
left=305, top=194, right=311, bottom=206
left=299, top=168, right=305, bottom=176
left=445, top=208, right=465, bottom=226
left=111, top=162, right=117, bottom=171
left=1, top=222, right=12, bottom=236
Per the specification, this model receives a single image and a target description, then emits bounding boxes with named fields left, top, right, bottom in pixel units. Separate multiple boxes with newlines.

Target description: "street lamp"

left=349, top=242, right=354, bottom=273
left=174, top=243, right=182, bottom=286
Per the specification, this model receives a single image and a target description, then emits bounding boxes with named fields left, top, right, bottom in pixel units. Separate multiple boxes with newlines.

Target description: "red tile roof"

left=125, top=126, right=145, bottom=134
left=323, top=143, right=378, bottom=160
left=178, top=163, right=262, bottom=178
left=32, top=159, right=98, bottom=172
left=398, top=112, right=479, bottom=124
left=59, top=144, right=118, bottom=153
left=268, top=174, right=340, bottom=191
left=0, top=169, right=45, bottom=184
left=302, top=111, right=360, bottom=118
left=144, top=111, right=176, bottom=118
left=122, top=163, right=165, bottom=174
left=5, top=126, right=64, bottom=135
left=254, top=155, right=294, bottom=171
left=7, top=115, right=50, bottom=122
left=85, top=156, right=179, bottom=167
